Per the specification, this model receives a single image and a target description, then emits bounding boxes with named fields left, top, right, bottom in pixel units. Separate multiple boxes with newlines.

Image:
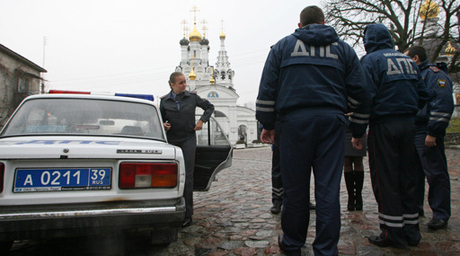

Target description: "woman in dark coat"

left=344, top=114, right=367, bottom=211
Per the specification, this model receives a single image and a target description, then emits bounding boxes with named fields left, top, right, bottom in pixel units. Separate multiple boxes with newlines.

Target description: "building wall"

left=195, top=85, right=257, bottom=145
left=236, top=106, right=258, bottom=143
left=453, top=90, right=460, bottom=118
left=0, top=51, right=43, bottom=128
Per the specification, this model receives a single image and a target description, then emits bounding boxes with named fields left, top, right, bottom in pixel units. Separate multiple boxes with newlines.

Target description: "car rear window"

left=1, top=98, right=164, bottom=140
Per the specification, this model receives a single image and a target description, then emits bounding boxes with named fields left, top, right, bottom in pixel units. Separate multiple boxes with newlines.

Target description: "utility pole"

left=41, top=36, right=47, bottom=94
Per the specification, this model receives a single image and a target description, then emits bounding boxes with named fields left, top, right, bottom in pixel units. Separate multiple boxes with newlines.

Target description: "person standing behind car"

left=405, top=45, right=454, bottom=230
left=360, top=24, right=428, bottom=249
left=160, top=72, right=214, bottom=227
left=343, top=113, right=366, bottom=212
left=256, top=6, right=370, bottom=256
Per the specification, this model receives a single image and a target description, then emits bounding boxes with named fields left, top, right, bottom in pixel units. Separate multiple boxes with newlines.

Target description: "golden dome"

left=210, top=76, right=215, bottom=84
left=419, top=0, right=440, bottom=20
left=445, top=41, right=457, bottom=56
left=189, top=24, right=202, bottom=42
left=219, top=30, right=226, bottom=39
left=189, top=68, right=197, bottom=80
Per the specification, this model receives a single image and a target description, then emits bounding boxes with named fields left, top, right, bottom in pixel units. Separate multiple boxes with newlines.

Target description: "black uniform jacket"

left=160, top=90, right=214, bottom=143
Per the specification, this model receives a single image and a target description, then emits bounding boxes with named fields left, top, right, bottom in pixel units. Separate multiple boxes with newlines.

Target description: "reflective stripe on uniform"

left=350, top=112, right=370, bottom=125
left=430, top=111, right=452, bottom=123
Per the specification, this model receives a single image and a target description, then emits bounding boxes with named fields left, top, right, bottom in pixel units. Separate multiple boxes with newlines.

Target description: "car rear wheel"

left=0, top=240, right=13, bottom=254
left=90, top=232, right=125, bottom=256
left=150, top=228, right=178, bottom=245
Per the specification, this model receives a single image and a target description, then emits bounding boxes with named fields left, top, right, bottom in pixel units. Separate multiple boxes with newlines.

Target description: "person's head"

left=404, top=45, right=427, bottom=65
left=169, top=72, right=187, bottom=94
left=363, top=24, right=394, bottom=53
left=298, top=5, right=325, bottom=28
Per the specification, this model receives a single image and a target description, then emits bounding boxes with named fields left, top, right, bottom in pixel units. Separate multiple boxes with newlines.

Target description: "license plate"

left=14, top=168, right=111, bottom=192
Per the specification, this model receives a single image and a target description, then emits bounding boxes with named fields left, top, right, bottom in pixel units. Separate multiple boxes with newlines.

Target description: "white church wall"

left=236, top=106, right=258, bottom=145
left=194, top=88, right=257, bottom=146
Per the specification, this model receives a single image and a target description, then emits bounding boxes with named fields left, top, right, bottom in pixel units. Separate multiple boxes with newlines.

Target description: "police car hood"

left=0, top=136, right=177, bottom=160
left=363, top=23, right=394, bottom=53
left=292, top=24, right=339, bottom=46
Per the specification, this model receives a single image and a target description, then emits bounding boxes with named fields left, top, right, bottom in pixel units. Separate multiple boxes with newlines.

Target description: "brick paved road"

left=10, top=147, right=460, bottom=256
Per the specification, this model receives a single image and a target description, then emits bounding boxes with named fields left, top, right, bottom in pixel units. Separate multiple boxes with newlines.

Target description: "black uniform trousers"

left=414, top=126, right=451, bottom=221
left=368, top=118, right=421, bottom=247
left=279, top=109, right=345, bottom=256
left=271, top=126, right=283, bottom=205
left=169, top=136, right=197, bottom=219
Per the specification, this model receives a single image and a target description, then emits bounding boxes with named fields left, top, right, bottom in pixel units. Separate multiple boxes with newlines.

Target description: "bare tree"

left=324, top=0, right=459, bottom=73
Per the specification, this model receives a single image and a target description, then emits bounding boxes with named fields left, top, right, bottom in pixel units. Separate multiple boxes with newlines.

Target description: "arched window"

left=214, top=110, right=227, bottom=118
left=238, top=125, right=247, bottom=142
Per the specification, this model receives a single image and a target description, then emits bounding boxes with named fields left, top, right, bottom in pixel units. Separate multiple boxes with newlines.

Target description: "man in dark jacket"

left=256, top=6, right=370, bottom=256
left=361, top=24, right=429, bottom=249
left=405, top=45, right=454, bottom=230
left=160, top=72, right=214, bottom=227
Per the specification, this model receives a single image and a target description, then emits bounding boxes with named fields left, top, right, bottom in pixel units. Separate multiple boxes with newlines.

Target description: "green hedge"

left=447, top=117, right=460, bottom=133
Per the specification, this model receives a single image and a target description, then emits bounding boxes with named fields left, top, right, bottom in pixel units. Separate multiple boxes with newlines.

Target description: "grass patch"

left=447, top=117, right=460, bottom=133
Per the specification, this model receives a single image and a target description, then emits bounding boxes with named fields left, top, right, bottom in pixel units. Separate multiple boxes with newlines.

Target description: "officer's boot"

left=354, top=171, right=364, bottom=211
left=344, top=172, right=355, bottom=211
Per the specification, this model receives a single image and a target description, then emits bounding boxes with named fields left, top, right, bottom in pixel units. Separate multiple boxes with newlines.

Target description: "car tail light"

left=0, top=163, right=4, bottom=193
left=119, top=162, right=178, bottom=189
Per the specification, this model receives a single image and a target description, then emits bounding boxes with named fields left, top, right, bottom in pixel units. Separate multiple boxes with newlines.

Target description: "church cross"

left=201, top=19, right=208, bottom=37
left=181, top=19, right=189, bottom=37
left=190, top=6, right=200, bottom=24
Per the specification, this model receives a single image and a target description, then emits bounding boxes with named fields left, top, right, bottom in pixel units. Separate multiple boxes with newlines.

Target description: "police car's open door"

left=194, top=116, right=233, bottom=191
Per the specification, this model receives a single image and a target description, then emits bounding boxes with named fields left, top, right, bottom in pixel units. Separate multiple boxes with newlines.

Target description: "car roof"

left=23, top=93, right=157, bottom=106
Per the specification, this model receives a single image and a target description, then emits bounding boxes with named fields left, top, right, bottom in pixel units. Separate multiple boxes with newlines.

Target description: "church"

left=173, top=11, right=259, bottom=147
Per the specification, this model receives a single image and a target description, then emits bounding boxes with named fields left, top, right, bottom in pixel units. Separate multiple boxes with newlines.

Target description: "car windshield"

left=1, top=98, right=165, bottom=140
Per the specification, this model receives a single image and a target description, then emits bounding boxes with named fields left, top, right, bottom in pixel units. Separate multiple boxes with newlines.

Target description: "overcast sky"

left=1, top=0, right=322, bottom=106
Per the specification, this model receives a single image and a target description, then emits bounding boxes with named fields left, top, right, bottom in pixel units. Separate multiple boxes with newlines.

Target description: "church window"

left=207, top=91, right=219, bottom=98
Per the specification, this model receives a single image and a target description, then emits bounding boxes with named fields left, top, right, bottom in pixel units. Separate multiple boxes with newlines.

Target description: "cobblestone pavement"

left=164, top=146, right=460, bottom=256
left=10, top=146, right=460, bottom=256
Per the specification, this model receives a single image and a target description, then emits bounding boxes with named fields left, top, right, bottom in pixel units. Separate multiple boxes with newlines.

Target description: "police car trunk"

left=0, top=93, right=186, bottom=243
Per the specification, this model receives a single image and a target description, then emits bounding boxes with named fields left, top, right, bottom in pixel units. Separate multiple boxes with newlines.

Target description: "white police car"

left=0, top=91, right=233, bottom=251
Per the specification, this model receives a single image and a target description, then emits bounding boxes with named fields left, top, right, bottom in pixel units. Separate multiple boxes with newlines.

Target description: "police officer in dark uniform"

left=405, top=46, right=454, bottom=230
left=361, top=24, right=428, bottom=249
left=256, top=6, right=370, bottom=256
left=160, top=72, right=214, bottom=227
left=269, top=124, right=316, bottom=215
left=270, top=125, right=284, bottom=214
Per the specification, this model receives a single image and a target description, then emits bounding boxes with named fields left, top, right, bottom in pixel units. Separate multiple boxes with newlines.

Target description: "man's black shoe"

left=428, top=218, right=447, bottom=230
left=278, top=235, right=301, bottom=256
left=407, top=238, right=420, bottom=246
left=368, top=235, right=406, bottom=249
left=182, top=217, right=193, bottom=227
left=270, top=203, right=282, bottom=214
left=309, top=202, right=316, bottom=210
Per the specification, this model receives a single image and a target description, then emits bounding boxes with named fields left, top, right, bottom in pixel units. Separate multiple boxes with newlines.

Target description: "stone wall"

left=445, top=133, right=460, bottom=145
